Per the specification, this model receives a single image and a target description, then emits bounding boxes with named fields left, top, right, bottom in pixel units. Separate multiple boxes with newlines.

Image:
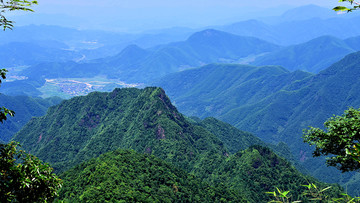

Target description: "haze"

left=11, top=0, right=342, bottom=32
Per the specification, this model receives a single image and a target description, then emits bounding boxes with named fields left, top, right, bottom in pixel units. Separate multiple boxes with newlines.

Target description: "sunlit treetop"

left=0, top=0, right=37, bottom=30
left=333, top=0, right=360, bottom=12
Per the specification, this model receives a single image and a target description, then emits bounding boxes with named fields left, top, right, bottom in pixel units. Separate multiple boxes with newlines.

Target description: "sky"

left=11, top=0, right=343, bottom=32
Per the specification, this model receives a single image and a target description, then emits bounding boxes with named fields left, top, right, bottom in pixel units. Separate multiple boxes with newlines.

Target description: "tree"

left=0, top=0, right=38, bottom=30
left=0, top=1, right=62, bottom=202
left=0, top=142, right=62, bottom=202
left=333, top=0, right=360, bottom=12
left=303, top=107, right=360, bottom=172
left=0, top=68, right=14, bottom=123
left=0, top=0, right=37, bottom=121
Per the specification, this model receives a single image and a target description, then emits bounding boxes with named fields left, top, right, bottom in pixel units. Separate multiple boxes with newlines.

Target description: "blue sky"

left=12, top=0, right=343, bottom=32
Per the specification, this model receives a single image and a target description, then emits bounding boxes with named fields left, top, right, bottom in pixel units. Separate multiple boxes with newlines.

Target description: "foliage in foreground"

left=0, top=142, right=62, bottom=202
left=303, top=107, right=360, bottom=173
left=0, top=0, right=38, bottom=30
left=333, top=0, right=360, bottom=12
left=0, top=68, right=14, bottom=124
left=267, top=183, right=360, bottom=203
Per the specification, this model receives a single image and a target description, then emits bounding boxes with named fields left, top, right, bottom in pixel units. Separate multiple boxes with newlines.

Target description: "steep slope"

left=157, top=52, right=360, bottom=151
left=13, top=87, right=227, bottom=174
left=213, top=145, right=342, bottom=202
left=156, top=52, right=360, bottom=195
left=12, top=87, right=337, bottom=201
left=20, top=29, right=279, bottom=84
left=59, top=146, right=342, bottom=202
left=0, top=94, right=62, bottom=142
left=196, top=117, right=264, bottom=154
left=59, top=149, right=242, bottom=202
left=156, top=63, right=312, bottom=119
left=252, top=36, right=356, bottom=73
left=227, top=52, right=360, bottom=148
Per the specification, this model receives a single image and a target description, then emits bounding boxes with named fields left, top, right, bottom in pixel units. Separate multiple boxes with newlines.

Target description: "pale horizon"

left=9, top=0, right=348, bottom=32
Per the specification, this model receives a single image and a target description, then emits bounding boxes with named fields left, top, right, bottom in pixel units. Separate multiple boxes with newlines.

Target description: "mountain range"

left=251, top=35, right=360, bottom=73
left=19, top=29, right=279, bottom=83
left=2, top=4, right=360, bottom=199
left=12, top=87, right=341, bottom=201
left=218, top=14, right=360, bottom=45
left=156, top=51, right=360, bottom=195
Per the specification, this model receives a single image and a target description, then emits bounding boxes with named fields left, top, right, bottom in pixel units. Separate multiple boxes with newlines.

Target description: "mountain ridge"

left=156, top=51, right=360, bottom=195
left=11, top=87, right=340, bottom=201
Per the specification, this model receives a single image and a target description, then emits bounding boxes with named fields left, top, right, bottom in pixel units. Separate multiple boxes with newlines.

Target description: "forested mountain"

left=156, top=52, right=360, bottom=195
left=13, top=87, right=226, bottom=175
left=156, top=64, right=312, bottom=119
left=195, top=117, right=263, bottom=154
left=58, top=149, right=243, bottom=202
left=12, top=87, right=338, bottom=201
left=20, top=29, right=279, bottom=83
left=0, top=94, right=61, bottom=143
left=251, top=35, right=357, bottom=73
left=3, top=3, right=360, bottom=202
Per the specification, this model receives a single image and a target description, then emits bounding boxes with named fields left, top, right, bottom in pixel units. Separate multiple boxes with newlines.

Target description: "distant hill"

left=156, top=63, right=312, bottom=118
left=0, top=24, right=195, bottom=60
left=156, top=52, right=360, bottom=195
left=12, top=87, right=338, bottom=201
left=251, top=35, right=356, bottom=73
left=0, top=25, right=135, bottom=49
left=219, top=15, right=360, bottom=45
left=156, top=53, right=360, bottom=147
left=0, top=78, right=45, bottom=97
left=20, top=29, right=279, bottom=83
left=345, top=36, right=360, bottom=51
left=279, top=5, right=340, bottom=22
left=0, top=94, right=62, bottom=142
left=0, top=41, right=82, bottom=67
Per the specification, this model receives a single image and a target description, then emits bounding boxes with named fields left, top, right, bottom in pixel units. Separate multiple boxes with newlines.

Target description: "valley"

left=39, top=77, right=142, bottom=98
left=1, top=2, right=360, bottom=202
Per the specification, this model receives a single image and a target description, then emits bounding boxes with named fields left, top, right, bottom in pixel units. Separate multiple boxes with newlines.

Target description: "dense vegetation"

left=13, top=87, right=227, bottom=175
left=0, top=3, right=62, bottom=202
left=58, top=149, right=243, bottom=202
left=0, top=142, right=62, bottom=202
left=0, top=94, right=61, bottom=142
left=2, top=2, right=360, bottom=202
left=196, top=117, right=264, bottom=154
left=12, top=87, right=341, bottom=201
left=58, top=146, right=343, bottom=202
left=156, top=51, right=360, bottom=195
left=304, top=107, right=360, bottom=173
